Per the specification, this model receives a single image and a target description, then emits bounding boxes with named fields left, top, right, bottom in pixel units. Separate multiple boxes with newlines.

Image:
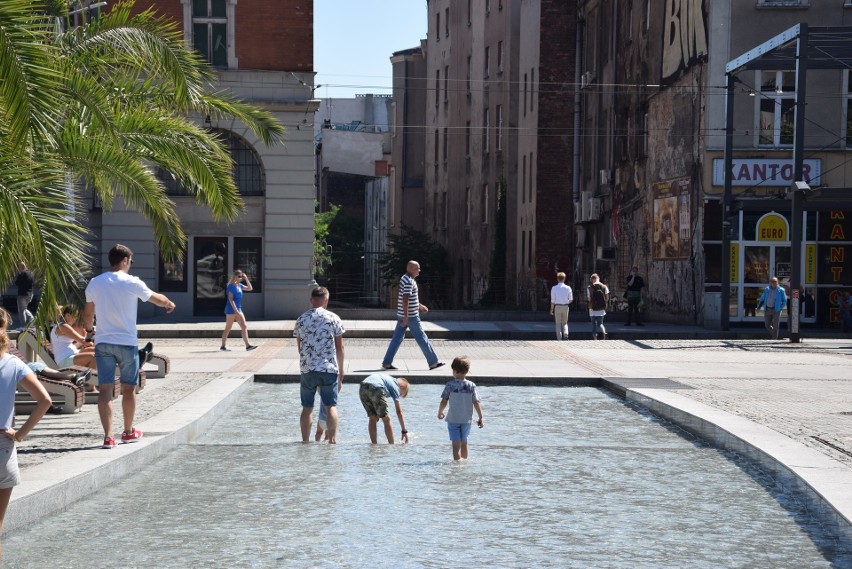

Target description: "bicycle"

left=608, top=294, right=629, bottom=313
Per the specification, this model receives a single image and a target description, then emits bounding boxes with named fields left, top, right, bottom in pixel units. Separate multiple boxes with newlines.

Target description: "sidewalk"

left=6, top=329, right=852, bottom=540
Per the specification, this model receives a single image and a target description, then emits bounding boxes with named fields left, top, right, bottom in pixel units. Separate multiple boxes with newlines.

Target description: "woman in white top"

left=0, top=307, right=51, bottom=560
left=50, top=305, right=95, bottom=368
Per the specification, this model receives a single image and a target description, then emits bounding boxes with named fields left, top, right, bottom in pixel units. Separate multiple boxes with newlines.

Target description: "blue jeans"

left=95, top=343, right=139, bottom=386
left=382, top=316, right=439, bottom=367
left=591, top=315, right=606, bottom=338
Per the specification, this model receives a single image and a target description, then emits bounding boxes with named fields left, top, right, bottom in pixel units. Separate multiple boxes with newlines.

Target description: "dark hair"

left=451, top=356, right=471, bottom=374
left=108, top=244, right=133, bottom=267
left=311, top=286, right=329, bottom=298
left=0, top=308, right=10, bottom=356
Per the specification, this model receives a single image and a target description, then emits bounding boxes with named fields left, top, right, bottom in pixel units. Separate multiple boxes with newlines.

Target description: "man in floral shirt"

left=294, top=286, right=345, bottom=443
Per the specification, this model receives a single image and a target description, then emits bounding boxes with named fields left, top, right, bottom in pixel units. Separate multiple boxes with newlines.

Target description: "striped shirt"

left=396, top=273, right=420, bottom=318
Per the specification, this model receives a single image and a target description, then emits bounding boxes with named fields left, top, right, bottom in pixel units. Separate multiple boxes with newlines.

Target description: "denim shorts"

left=447, top=422, right=472, bottom=442
left=95, top=343, right=139, bottom=386
left=300, top=371, right=339, bottom=408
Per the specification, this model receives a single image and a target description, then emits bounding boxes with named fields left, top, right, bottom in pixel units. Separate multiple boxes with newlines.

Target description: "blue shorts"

left=300, top=371, right=339, bottom=408
left=95, top=343, right=139, bottom=386
left=447, top=422, right=472, bottom=442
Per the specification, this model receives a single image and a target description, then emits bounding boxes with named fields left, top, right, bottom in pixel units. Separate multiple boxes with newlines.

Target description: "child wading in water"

left=437, top=356, right=484, bottom=460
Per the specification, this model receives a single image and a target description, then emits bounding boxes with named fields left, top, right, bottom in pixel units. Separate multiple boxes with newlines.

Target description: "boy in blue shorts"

left=437, top=356, right=484, bottom=460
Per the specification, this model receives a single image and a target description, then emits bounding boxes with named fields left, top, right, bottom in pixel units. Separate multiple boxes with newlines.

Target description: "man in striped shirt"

left=381, top=261, right=444, bottom=371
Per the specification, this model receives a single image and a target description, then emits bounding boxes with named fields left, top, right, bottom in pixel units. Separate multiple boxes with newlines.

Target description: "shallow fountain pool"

left=3, top=384, right=846, bottom=568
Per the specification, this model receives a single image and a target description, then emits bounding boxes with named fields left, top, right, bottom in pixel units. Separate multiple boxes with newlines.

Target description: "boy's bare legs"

left=367, top=416, right=379, bottom=443
left=452, top=441, right=462, bottom=461
left=460, top=441, right=469, bottom=459
left=314, top=424, right=324, bottom=441
left=381, top=416, right=395, bottom=444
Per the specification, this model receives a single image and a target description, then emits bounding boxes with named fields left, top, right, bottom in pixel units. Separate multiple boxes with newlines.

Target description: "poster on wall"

left=653, top=176, right=691, bottom=260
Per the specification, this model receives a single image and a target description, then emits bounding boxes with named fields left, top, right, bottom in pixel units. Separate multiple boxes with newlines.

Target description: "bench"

left=8, top=345, right=85, bottom=415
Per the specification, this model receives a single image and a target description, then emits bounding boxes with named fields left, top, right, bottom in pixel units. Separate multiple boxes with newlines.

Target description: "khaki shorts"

left=359, top=383, right=389, bottom=418
left=0, top=437, right=21, bottom=489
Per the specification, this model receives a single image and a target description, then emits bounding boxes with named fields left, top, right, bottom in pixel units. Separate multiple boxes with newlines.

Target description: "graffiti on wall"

left=653, top=176, right=691, bottom=260
left=661, top=0, right=707, bottom=85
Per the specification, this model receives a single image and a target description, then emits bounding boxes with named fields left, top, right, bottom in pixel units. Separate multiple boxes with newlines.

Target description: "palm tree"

left=0, top=0, right=285, bottom=322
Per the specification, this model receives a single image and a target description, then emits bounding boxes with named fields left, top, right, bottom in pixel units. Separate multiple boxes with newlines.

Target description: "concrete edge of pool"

left=4, top=373, right=851, bottom=551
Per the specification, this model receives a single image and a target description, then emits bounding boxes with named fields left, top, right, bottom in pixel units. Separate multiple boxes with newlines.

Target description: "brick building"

left=414, top=0, right=576, bottom=309
left=80, top=0, right=318, bottom=319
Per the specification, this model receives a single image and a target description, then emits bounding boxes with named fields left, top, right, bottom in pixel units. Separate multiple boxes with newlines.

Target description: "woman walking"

left=0, top=307, right=52, bottom=560
left=220, top=269, right=257, bottom=351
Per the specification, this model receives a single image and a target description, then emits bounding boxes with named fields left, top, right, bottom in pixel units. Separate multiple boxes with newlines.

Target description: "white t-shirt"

left=85, top=271, right=154, bottom=347
left=0, top=353, right=31, bottom=429
left=50, top=325, right=79, bottom=363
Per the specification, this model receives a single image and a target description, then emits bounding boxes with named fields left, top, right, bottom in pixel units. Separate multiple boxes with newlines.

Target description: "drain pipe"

left=573, top=14, right=584, bottom=287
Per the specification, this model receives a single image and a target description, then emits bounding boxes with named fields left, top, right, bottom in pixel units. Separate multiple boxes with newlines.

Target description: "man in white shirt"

left=82, top=244, right=176, bottom=449
left=549, top=272, right=573, bottom=340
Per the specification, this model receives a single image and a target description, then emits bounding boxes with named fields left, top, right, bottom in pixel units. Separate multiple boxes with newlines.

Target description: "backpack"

left=590, top=283, right=608, bottom=311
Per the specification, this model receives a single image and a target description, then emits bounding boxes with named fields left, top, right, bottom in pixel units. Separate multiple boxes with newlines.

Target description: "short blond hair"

left=556, top=272, right=566, bottom=282
left=396, top=377, right=410, bottom=397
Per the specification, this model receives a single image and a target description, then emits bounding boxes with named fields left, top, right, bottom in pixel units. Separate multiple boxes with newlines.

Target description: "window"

left=158, top=129, right=264, bottom=196
left=445, top=7, right=449, bottom=37
left=443, top=127, right=448, bottom=162
left=522, top=155, right=527, bottom=204
left=757, top=71, right=796, bottom=146
left=159, top=247, right=187, bottom=292
left=485, top=0, right=491, bottom=13
left=528, top=152, right=534, bottom=202
left=442, top=191, right=448, bottom=228
left=435, top=11, right=440, bottom=41
left=530, top=68, right=535, bottom=112
left=465, top=121, right=471, bottom=156
left=846, top=71, right=852, bottom=146
left=523, top=73, right=528, bottom=116
left=481, top=184, right=489, bottom=225
left=465, top=187, right=471, bottom=226
left=190, top=0, right=235, bottom=68
left=527, top=231, right=533, bottom=269
left=757, top=0, right=810, bottom=6
left=496, top=105, right=503, bottom=150
left=483, top=108, right=490, bottom=153
left=234, top=237, right=262, bottom=291
left=484, top=46, right=491, bottom=78
left=434, top=129, right=439, bottom=165
left=466, top=56, right=472, bottom=95
left=444, top=65, right=449, bottom=102
left=522, top=231, right=526, bottom=269
left=467, top=0, right=472, bottom=24
left=497, top=41, right=504, bottom=74
left=435, top=70, right=441, bottom=107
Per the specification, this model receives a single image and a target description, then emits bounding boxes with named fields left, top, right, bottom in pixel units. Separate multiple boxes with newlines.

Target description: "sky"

left=314, top=1, right=427, bottom=99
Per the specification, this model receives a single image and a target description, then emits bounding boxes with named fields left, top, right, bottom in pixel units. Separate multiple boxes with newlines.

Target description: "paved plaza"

left=7, top=323, right=852, bottom=534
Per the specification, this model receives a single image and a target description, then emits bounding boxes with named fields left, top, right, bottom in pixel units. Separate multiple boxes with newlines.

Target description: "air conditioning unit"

left=581, top=191, right=593, bottom=221
left=580, top=71, right=595, bottom=89
left=599, top=169, right=611, bottom=186
left=573, top=205, right=582, bottom=223
left=590, top=198, right=602, bottom=221
left=596, top=246, right=616, bottom=261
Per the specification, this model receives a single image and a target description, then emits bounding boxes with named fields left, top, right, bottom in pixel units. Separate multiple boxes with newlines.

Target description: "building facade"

left=82, top=0, right=318, bottom=319
left=579, top=0, right=852, bottom=327
left=418, top=0, right=576, bottom=309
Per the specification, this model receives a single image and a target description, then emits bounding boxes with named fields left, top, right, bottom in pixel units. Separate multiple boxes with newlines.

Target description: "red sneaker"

left=102, top=436, right=117, bottom=449
left=121, top=428, right=143, bottom=443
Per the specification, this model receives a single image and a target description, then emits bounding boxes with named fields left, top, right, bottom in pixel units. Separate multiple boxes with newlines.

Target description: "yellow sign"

left=730, top=244, right=739, bottom=281
left=805, top=244, right=816, bottom=284
left=756, top=214, right=788, bottom=241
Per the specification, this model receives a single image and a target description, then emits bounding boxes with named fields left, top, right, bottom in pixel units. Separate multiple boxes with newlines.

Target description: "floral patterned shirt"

left=293, top=307, right=345, bottom=374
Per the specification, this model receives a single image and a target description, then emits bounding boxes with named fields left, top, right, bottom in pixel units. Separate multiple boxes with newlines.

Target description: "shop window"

left=159, top=248, right=188, bottom=292
left=233, top=237, right=262, bottom=291
left=757, top=71, right=796, bottom=147
left=703, top=244, right=722, bottom=283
